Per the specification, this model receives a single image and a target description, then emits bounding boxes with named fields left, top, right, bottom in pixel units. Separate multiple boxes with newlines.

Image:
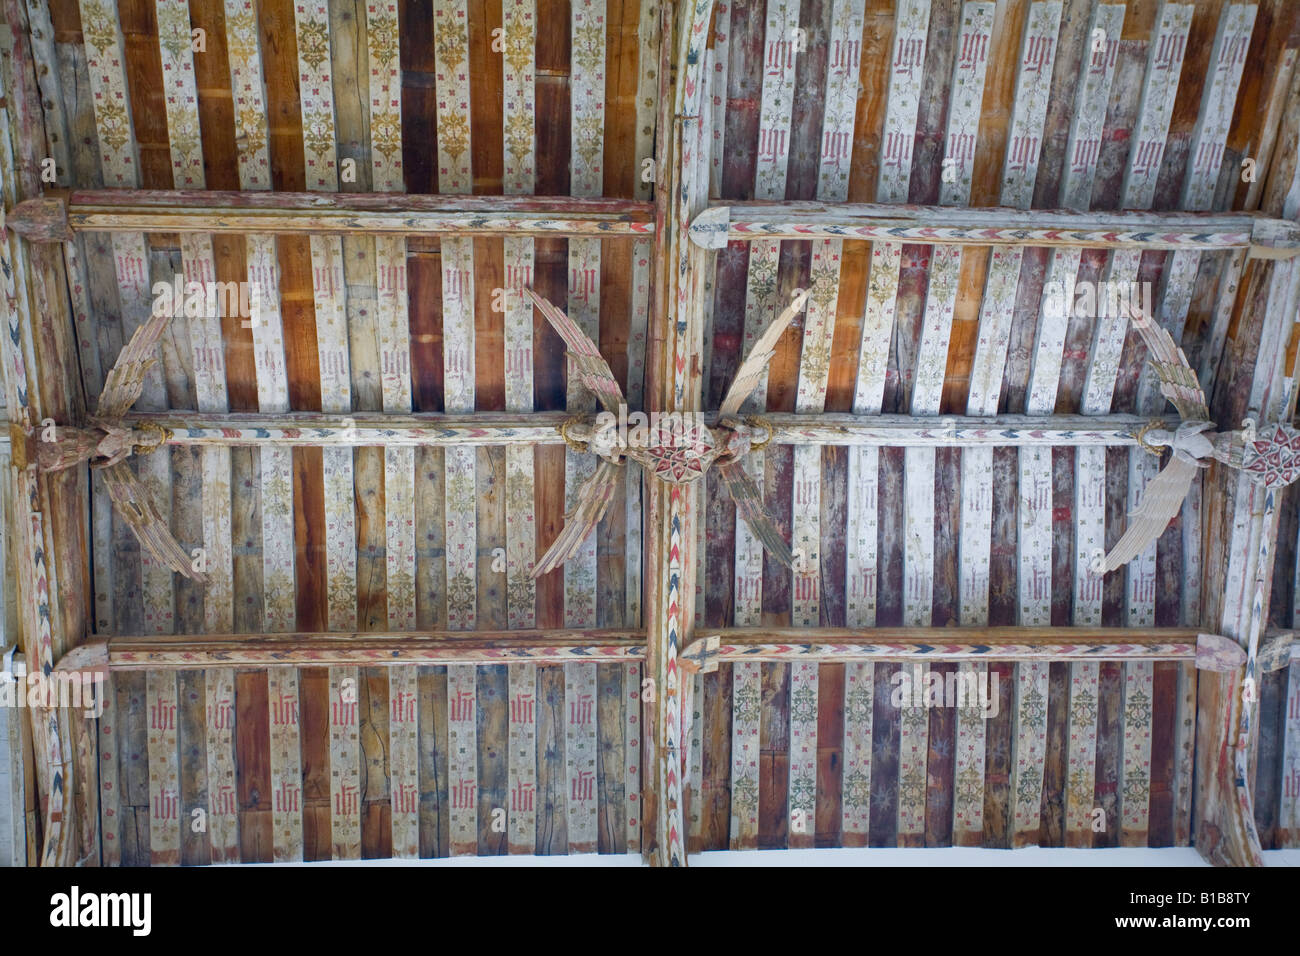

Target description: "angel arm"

left=717, top=458, right=793, bottom=568
left=103, top=462, right=207, bottom=582
left=96, top=310, right=171, bottom=420
left=1098, top=455, right=1197, bottom=574
left=719, top=289, right=810, bottom=417
left=1129, top=307, right=1210, bottom=422
left=532, top=460, right=622, bottom=578
left=525, top=288, right=626, bottom=415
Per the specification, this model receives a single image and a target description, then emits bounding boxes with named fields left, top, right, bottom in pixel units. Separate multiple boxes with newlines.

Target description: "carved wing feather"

left=717, top=458, right=793, bottom=568
left=1100, top=455, right=1198, bottom=573
left=526, top=289, right=626, bottom=415
left=1130, top=308, right=1210, bottom=422
left=719, top=289, right=810, bottom=417
left=532, top=460, right=622, bottom=578
left=97, top=310, right=170, bottom=419
left=103, top=461, right=206, bottom=582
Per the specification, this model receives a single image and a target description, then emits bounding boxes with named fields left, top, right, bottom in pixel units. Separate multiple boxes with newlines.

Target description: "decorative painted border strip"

left=624, top=661, right=641, bottom=853
left=146, top=671, right=180, bottom=865
left=1017, top=447, right=1053, bottom=626
left=562, top=660, right=598, bottom=854
left=389, top=665, right=419, bottom=858
left=268, top=668, right=303, bottom=862
left=729, top=661, right=760, bottom=849
left=447, top=663, right=477, bottom=855
left=386, top=447, right=417, bottom=630
left=687, top=670, right=704, bottom=845
left=788, top=661, right=818, bottom=848
left=845, top=447, right=878, bottom=627
left=1120, top=4, right=1194, bottom=210
left=897, top=662, right=929, bottom=841
left=328, top=667, right=361, bottom=859
left=98, top=671, right=121, bottom=864
left=1120, top=660, right=1155, bottom=843
left=507, top=663, right=537, bottom=854
left=140, top=451, right=176, bottom=635
left=1064, top=661, right=1100, bottom=845
left=1061, top=4, right=1123, bottom=211
left=205, top=668, right=238, bottom=862
left=1010, top=661, right=1049, bottom=844
left=261, top=447, right=296, bottom=633
left=841, top=661, right=873, bottom=839
left=951, top=661, right=987, bottom=843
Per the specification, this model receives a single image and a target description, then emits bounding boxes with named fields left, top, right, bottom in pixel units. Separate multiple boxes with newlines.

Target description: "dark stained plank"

left=758, top=662, right=790, bottom=849
left=869, top=662, right=899, bottom=847
left=819, top=446, right=847, bottom=627
left=981, top=661, right=1013, bottom=848
left=235, top=670, right=271, bottom=862
left=359, top=668, right=390, bottom=858
left=1093, top=661, right=1122, bottom=847
left=1040, top=661, right=1069, bottom=847
left=535, top=664, right=568, bottom=854
left=1149, top=661, right=1178, bottom=847
left=177, top=670, right=211, bottom=865
left=701, top=663, right=732, bottom=851
left=300, top=667, right=332, bottom=861
left=477, top=665, right=509, bottom=855
left=294, top=447, right=327, bottom=633
left=815, top=663, right=843, bottom=848
left=418, top=665, right=450, bottom=858
left=596, top=662, right=626, bottom=853
left=924, top=662, right=955, bottom=847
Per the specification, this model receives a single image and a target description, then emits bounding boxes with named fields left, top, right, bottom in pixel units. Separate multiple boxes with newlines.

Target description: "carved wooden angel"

left=527, top=288, right=809, bottom=578
left=36, top=310, right=205, bottom=582
left=1097, top=307, right=1300, bottom=574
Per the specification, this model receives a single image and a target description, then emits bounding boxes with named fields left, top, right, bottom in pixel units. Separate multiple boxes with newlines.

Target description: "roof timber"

left=7, top=190, right=655, bottom=241
left=691, top=201, right=1300, bottom=256
left=117, top=410, right=1179, bottom=449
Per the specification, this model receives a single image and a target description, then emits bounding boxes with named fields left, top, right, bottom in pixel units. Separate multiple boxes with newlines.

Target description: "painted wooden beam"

left=690, top=203, right=1300, bottom=256
left=60, top=630, right=646, bottom=669
left=122, top=410, right=1178, bottom=449
left=8, top=191, right=655, bottom=240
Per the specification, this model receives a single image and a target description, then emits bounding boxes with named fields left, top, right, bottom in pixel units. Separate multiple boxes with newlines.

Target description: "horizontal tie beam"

left=691, top=202, right=1300, bottom=258
left=6, top=189, right=656, bottom=241
left=102, top=411, right=1177, bottom=449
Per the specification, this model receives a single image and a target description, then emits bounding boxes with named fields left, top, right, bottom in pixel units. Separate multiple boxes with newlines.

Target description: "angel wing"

left=526, top=289, right=626, bottom=415
left=719, top=289, right=810, bottom=417
left=102, top=461, right=207, bottom=582
left=97, top=310, right=170, bottom=420
left=532, top=460, right=622, bottom=578
left=1099, top=455, right=1198, bottom=573
left=1130, top=308, right=1210, bottom=422
left=717, top=458, right=793, bottom=567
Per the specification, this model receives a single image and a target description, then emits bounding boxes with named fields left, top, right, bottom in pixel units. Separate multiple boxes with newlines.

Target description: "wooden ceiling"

left=1, top=0, right=1298, bottom=867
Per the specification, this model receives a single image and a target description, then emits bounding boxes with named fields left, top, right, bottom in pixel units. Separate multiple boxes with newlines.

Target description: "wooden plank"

left=1120, top=659, right=1155, bottom=845
left=951, top=661, right=987, bottom=845
left=787, top=659, right=818, bottom=849
left=507, top=662, right=537, bottom=853
left=1064, top=661, right=1100, bottom=846
left=389, top=665, right=419, bottom=858
left=267, top=667, right=303, bottom=861
left=295, top=0, right=357, bottom=636
left=732, top=0, right=801, bottom=629
left=1010, top=660, right=1049, bottom=846
left=203, top=668, right=237, bottom=862
left=840, top=660, right=872, bottom=844
left=447, top=663, right=477, bottom=855
left=729, top=659, right=760, bottom=849
left=328, top=666, right=361, bottom=859
left=146, top=670, right=180, bottom=864
left=564, top=661, right=598, bottom=853
left=624, top=660, right=642, bottom=853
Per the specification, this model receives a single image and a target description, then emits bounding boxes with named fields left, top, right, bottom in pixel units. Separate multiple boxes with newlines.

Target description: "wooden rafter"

left=690, top=201, right=1300, bottom=256
left=104, top=410, right=1179, bottom=449
left=6, top=190, right=655, bottom=241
